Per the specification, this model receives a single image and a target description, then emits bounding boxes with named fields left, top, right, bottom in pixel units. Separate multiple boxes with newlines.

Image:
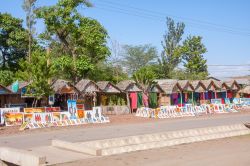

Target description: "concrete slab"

left=52, top=123, right=250, bottom=156
left=0, top=147, right=46, bottom=166
left=29, top=146, right=94, bottom=165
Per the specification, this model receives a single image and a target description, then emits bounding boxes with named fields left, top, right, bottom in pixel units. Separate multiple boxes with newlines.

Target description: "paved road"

left=0, top=113, right=250, bottom=149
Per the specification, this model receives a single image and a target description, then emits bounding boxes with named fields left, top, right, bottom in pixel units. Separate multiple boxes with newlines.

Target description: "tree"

left=132, top=65, right=157, bottom=90
left=158, top=17, right=185, bottom=78
left=182, top=36, right=208, bottom=79
left=22, top=0, right=37, bottom=62
left=0, top=70, right=15, bottom=86
left=0, top=13, right=28, bottom=71
left=36, top=0, right=110, bottom=82
left=16, top=50, right=55, bottom=106
left=122, top=44, right=158, bottom=75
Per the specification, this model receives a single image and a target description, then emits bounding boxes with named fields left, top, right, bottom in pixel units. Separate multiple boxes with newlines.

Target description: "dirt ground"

left=0, top=108, right=250, bottom=136
left=58, top=134, right=250, bottom=166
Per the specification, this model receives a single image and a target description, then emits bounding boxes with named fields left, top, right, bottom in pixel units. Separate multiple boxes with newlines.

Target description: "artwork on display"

left=24, top=107, right=45, bottom=113
left=77, top=110, right=84, bottom=119
left=84, top=110, right=93, bottom=119
left=52, top=112, right=61, bottom=122
left=48, top=95, right=55, bottom=106
left=211, top=99, right=222, bottom=104
left=4, top=112, right=23, bottom=126
left=67, top=100, right=77, bottom=119
left=92, top=107, right=102, bottom=119
left=23, top=113, right=33, bottom=123
left=32, top=113, right=53, bottom=123
left=45, top=107, right=61, bottom=112
left=0, top=107, right=20, bottom=125
left=60, top=112, right=70, bottom=121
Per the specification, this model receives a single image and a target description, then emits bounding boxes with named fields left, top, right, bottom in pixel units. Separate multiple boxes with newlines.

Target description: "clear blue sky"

left=1, top=0, right=250, bottom=78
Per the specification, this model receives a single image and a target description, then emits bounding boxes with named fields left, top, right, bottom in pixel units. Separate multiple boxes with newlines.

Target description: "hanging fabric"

left=142, top=93, right=149, bottom=107
left=149, top=92, right=158, bottom=108
left=130, top=92, right=138, bottom=109
left=137, top=92, right=143, bottom=108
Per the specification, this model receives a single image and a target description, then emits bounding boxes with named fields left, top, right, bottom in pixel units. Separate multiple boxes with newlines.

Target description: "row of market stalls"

left=0, top=78, right=249, bottom=113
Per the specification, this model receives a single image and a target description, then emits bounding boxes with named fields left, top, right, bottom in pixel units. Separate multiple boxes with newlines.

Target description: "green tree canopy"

left=182, top=36, right=208, bottom=79
left=0, top=12, right=28, bottom=71
left=16, top=50, right=54, bottom=101
left=122, top=44, right=158, bottom=75
left=158, top=17, right=185, bottom=78
left=36, top=0, right=110, bottom=82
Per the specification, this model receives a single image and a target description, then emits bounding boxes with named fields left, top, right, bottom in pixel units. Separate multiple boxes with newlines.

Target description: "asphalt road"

left=0, top=113, right=250, bottom=149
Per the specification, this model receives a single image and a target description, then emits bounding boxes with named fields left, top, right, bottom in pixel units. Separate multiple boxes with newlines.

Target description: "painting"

left=0, top=107, right=20, bottom=125
left=67, top=100, right=77, bottom=119
left=4, top=112, right=23, bottom=126
left=84, top=110, right=93, bottom=119
left=23, top=113, right=33, bottom=123
left=24, top=107, right=45, bottom=113
left=45, top=107, right=60, bottom=112
left=211, top=99, right=222, bottom=104
left=52, top=112, right=61, bottom=122
left=60, top=112, right=70, bottom=121
left=92, top=107, right=102, bottom=119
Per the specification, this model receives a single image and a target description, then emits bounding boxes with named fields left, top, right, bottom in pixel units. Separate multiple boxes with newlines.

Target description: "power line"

left=93, top=1, right=250, bottom=37
left=96, top=0, right=250, bottom=33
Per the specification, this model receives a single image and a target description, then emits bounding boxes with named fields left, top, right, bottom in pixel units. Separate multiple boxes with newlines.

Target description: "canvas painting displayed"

left=0, top=107, right=20, bottom=125
left=23, top=113, right=33, bottom=123
left=52, top=112, right=61, bottom=122
left=4, top=112, right=23, bottom=126
left=211, top=99, right=222, bottom=104
left=84, top=110, right=93, bottom=119
left=60, top=112, right=70, bottom=121
left=24, top=107, right=45, bottom=113
left=92, top=107, right=102, bottom=119
left=45, top=107, right=60, bottom=112
left=67, top=100, right=77, bottom=119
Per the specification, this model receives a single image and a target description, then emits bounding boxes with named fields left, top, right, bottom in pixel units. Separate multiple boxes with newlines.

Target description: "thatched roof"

left=155, top=79, right=182, bottom=94
left=239, top=85, right=250, bottom=94
left=201, top=80, right=220, bottom=91
left=147, top=83, right=165, bottom=93
left=7, top=81, right=30, bottom=93
left=191, top=80, right=206, bottom=92
left=51, top=79, right=78, bottom=94
left=75, top=79, right=100, bottom=93
left=116, top=80, right=142, bottom=92
left=178, top=80, right=194, bottom=91
left=0, top=84, right=12, bottom=94
left=96, top=81, right=121, bottom=93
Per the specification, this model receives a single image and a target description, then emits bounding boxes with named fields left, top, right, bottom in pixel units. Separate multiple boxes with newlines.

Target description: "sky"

left=1, top=0, right=250, bottom=79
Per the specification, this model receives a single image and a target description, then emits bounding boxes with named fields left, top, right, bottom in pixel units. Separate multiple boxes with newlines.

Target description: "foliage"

left=132, top=65, right=157, bottom=90
left=122, top=44, right=158, bottom=75
left=22, top=0, right=37, bottom=61
left=16, top=50, right=54, bottom=99
left=88, top=62, right=128, bottom=83
left=158, top=17, right=185, bottom=78
left=0, top=13, right=28, bottom=71
left=181, top=36, right=208, bottom=78
left=36, top=0, right=110, bottom=82
left=0, top=70, right=15, bottom=86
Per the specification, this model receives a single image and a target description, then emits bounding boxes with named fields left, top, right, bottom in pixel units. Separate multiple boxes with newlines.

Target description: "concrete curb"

left=0, top=147, right=46, bottom=166
left=52, top=124, right=250, bottom=156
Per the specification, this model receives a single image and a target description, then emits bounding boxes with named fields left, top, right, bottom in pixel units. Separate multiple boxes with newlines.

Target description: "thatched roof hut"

left=178, top=80, right=194, bottom=92
left=239, top=85, right=250, bottom=94
left=75, top=79, right=100, bottom=93
left=116, top=80, right=142, bottom=92
left=201, top=80, right=220, bottom=91
left=0, top=84, right=12, bottom=94
left=51, top=79, right=78, bottom=94
left=96, top=81, right=121, bottom=93
left=191, top=80, right=206, bottom=92
left=155, top=79, right=182, bottom=94
left=7, top=81, right=30, bottom=93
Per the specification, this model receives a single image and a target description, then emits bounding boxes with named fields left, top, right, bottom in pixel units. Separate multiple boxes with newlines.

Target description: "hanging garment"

left=137, top=92, right=143, bottom=108
left=149, top=92, right=158, bottom=108
left=142, top=93, right=149, bottom=107
left=130, top=92, right=138, bottom=109
left=101, top=95, right=108, bottom=106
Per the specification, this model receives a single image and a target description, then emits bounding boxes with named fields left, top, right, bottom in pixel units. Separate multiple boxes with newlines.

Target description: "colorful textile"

left=149, top=92, right=158, bottom=108
left=142, top=93, right=149, bottom=107
left=130, top=92, right=138, bottom=109
left=137, top=93, right=143, bottom=108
